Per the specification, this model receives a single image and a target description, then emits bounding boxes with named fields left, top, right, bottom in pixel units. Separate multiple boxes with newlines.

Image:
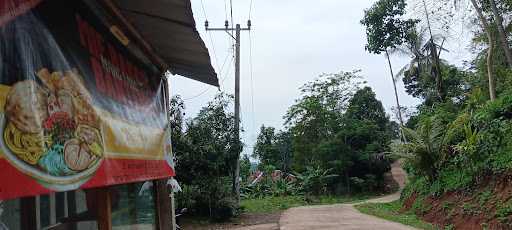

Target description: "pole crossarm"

left=206, top=27, right=251, bottom=31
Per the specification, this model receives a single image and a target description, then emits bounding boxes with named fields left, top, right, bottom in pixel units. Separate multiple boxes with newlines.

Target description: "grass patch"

left=355, top=201, right=435, bottom=230
left=241, top=194, right=374, bottom=213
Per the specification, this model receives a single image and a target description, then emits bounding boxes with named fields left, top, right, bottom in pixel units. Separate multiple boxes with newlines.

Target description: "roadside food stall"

left=0, top=0, right=218, bottom=229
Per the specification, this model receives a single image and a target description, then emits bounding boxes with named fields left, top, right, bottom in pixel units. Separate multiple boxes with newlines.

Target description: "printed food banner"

left=0, top=0, right=175, bottom=200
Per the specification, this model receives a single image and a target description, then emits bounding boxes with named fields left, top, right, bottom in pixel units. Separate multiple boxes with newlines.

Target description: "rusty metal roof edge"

left=104, top=0, right=219, bottom=87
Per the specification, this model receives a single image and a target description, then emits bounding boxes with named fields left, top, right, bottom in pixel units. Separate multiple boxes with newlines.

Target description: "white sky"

left=169, top=0, right=474, bottom=155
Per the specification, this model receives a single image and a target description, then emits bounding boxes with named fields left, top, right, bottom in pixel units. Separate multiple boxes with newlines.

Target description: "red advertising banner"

left=0, top=0, right=174, bottom=200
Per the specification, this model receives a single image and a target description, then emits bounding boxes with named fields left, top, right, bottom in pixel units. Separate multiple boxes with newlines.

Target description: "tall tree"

left=419, top=0, right=446, bottom=101
left=345, top=87, right=390, bottom=130
left=314, top=87, right=393, bottom=193
left=361, top=0, right=418, bottom=127
left=471, top=0, right=497, bottom=100
left=253, top=126, right=293, bottom=172
left=451, top=0, right=501, bottom=100
left=174, top=94, right=241, bottom=219
left=275, top=131, right=293, bottom=173
left=253, top=126, right=279, bottom=167
left=284, top=71, right=363, bottom=171
left=489, top=0, right=512, bottom=67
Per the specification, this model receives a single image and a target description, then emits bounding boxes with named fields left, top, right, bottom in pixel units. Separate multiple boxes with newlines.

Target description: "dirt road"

left=278, top=161, right=414, bottom=230
left=232, top=161, right=411, bottom=230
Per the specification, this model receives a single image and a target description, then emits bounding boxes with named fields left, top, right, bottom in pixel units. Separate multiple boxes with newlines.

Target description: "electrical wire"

left=249, top=0, right=254, bottom=19
left=199, top=0, right=208, bottom=19
left=248, top=30, right=256, bottom=142
left=223, top=0, right=228, bottom=21
left=220, top=55, right=235, bottom=87
left=228, top=0, right=235, bottom=54
left=184, top=53, right=234, bottom=101
left=200, top=0, right=220, bottom=72
left=230, top=0, right=234, bottom=31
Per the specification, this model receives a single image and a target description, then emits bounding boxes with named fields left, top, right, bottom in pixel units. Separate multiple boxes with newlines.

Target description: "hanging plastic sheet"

left=0, top=0, right=174, bottom=200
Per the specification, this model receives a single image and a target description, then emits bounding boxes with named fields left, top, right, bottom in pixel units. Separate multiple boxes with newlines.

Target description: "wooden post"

left=20, top=197, right=37, bottom=230
left=170, top=192, right=176, bottom=230
left=96, top=188, right=112, bottom=230
left=155, top=179, right=172, bottom=230
left=49, top=193, right=56, bottom=225
left=67, top=191, right=77, bottom=230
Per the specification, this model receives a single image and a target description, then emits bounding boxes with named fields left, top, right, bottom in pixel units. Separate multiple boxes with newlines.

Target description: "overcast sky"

left=169, top=0, right=473, bottom=156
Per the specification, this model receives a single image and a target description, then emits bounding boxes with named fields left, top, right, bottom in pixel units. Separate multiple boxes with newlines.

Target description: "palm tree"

left=392, top=27, right=429, bottom=79
left=392, top=26, right=448, bottom=101
left=391, top=118, right=451, bottom=182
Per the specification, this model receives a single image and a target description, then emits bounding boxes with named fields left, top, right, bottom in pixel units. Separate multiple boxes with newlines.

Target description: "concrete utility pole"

left=205, top=20, right=251, bottom=206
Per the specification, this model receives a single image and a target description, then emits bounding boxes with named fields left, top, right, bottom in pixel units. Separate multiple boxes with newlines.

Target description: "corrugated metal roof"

left=114, top=0, right=219, bottom=86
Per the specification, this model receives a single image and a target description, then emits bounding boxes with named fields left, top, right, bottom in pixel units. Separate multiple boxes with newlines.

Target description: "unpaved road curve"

left=279, top=161, right=416, bottom=230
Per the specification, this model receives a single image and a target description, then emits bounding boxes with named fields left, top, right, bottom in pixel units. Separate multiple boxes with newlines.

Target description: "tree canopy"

left=361, top=0, right=418, bottom=54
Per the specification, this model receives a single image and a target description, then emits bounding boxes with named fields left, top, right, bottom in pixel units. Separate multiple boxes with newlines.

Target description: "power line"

left=223, top=0, right=228, bottom=20
left=182, top=85, right=211, bottom=101
left=200, top=0, right=220, bottom=72
left=248, top=30, right=256, bottom=141
left=228, top=0, right=235, bottom=54
left=220, top=55, right=235, bottom=87
left=207, top=32, right=220, bottom=69
left=249, top=0, right=254, bottom=19
left=183, top=53, right=233, bottom=101
left=230, top=0, right=234, bottom=31
left=199, top=0, right=208, bottom=19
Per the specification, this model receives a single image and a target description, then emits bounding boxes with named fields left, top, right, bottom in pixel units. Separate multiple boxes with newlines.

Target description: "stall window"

left=40, top=190, right=98, bottom=230
left=0, top=199, right=20, bottom=230
left=111, top=182, right=157, bottom=230
left=0, top=180, right=166, bottom=230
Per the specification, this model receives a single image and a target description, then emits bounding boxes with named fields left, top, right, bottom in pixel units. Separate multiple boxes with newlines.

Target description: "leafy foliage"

left=252, top=127, right=293, bottom=172
left=361, top=0, right=418, bottom=54
left=392, top=118, right=452, bottom=182
left=295, top=166, right=338, bottom=196
left=174, top=94, right=241, bottom=221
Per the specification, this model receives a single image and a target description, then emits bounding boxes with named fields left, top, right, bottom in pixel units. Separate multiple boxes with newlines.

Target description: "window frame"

left=14, top=179, right=173, bottom=230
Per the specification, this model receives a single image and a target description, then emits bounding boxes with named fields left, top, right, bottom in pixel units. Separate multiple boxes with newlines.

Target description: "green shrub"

left=176, top=177, right=238, bottom=221
left=400, top=91, right=512, bottom=201
left=411, top=196, right=430, bottom=214
left=474, top=93, right=512, bottom=122
left=436, top=166, right=474, bottom=192
left=444, top=224, right=455, bottom=230
left=212, top=197, right=238, bottom=222
left=462, top=202, right=480, bottom=216
left=392, top=117, right=453, bottom=183
left=349, top=175, right=379, bottom=193
left=241, top=170, right=300, bottom=199
left=401, top=176, right=430, bottom=199
left=495, top=199, right=512, bottom=223
left=478, top=190, right=493, bottom=207
left=296, top=166, right=338, bottom=196
left=441, top=201, right=454, bottom=212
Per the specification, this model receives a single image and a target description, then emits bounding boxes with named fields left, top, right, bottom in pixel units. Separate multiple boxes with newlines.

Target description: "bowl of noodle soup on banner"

left=0, top=68, right=104, bottom=191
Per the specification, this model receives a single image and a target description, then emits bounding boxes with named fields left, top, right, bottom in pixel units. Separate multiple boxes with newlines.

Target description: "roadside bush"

left=399, top=91, right=512, bottom=200
left=350, top=174, right=378, bottom=193
left=242, top=176, right=300, bottom=199
left=393, top=117, right=451, bottom=182
left=176, top=177, right=238, bottom=221
left=296, top=166, right=338, bottom=196
left=242, top=164, right=301, bottom=199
